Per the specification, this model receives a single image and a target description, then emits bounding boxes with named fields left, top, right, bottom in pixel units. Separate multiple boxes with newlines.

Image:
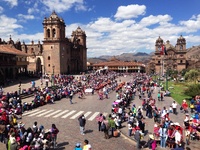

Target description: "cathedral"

left=148, top=35, right=187, bottom=75
left=7, top=11, right=87, bottom=75
left=0, top=11, right=87, bottom=84
left=25, top=11, right=87, bottom=75
left=41, top=11, right=87, bottom=75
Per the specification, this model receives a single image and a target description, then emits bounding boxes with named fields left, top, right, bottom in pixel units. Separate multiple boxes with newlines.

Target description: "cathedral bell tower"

left=176, top=35, right=186, bottom=51
left=42, top=11, right=67, bottom=75
left=43, top=11, right=66, bottom=41
left=70, top=26, right=87, bottom=73
left=155, top=36, right=164, bottom=53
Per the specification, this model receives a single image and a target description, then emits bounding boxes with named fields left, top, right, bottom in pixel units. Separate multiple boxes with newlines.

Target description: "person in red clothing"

left=181, top=99, right=188, bottom=113
left=51, top=124, right=59, bottom=149
left=1, top=108, right=8, bottom=125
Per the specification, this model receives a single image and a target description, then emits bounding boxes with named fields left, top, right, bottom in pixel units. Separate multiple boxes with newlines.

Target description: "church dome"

left=8, top=35, right=14, bottom=45
left=156, top=36, right=163, bottom=43
left=177, top=35, right=186, bottom=44
left=44, top=11, right=65, bottom=23
left=50, top=11, right=59, bottom=19
left=75, top=26, right=85, bottom=34
left=165, top=40, right=174, bottom=49
left=178, top=35, right=185, bottom=40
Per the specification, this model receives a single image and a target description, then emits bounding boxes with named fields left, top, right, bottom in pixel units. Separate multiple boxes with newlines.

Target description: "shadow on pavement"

left=85, top=129, right=93, bottom=134
left=57, top=141, right=69, bottom=149
left=3, top=77, right=40, bottom=88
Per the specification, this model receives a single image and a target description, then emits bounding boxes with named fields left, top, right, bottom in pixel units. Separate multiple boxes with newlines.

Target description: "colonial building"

left=0, top=37, right=28, bottom=85
left=0, top=11, right=87, bottom=84
left=148, top=35, right=187, bottom=75
left=7, top=11, right=87, bottom=76
left=92, top=57, right=145, bottom=73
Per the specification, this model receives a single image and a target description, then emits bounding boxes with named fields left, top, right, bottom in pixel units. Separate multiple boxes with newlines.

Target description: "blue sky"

left=0, top=0, right=200, bottom=57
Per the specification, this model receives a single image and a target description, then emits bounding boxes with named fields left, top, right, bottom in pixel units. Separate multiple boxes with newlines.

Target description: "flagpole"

left=164, top=46, right=168, bottom=91
left=165, top=55, right=168, bottom=91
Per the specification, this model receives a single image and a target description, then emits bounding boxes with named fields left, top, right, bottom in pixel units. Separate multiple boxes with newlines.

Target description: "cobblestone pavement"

left=0, top=76, right=199, bottom=150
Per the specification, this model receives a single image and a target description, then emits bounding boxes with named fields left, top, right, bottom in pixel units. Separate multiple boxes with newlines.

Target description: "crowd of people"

left=0, top=70, right=200, bottom=150
left=92, top=73, right=199, bottom=150
left=0, top=71, right=123, bottom=149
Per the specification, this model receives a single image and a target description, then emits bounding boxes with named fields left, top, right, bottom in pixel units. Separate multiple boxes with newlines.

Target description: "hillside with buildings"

left=87, top=52, right=152, bottom=64
left=186, top=45, right=200, bottom=61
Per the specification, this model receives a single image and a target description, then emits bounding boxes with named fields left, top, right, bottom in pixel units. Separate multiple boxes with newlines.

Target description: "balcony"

left=16, top=61, right=29, bottom=66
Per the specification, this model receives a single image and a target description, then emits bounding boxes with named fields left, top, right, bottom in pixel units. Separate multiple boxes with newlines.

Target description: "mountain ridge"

left=87, top=47, right=200, bottom=64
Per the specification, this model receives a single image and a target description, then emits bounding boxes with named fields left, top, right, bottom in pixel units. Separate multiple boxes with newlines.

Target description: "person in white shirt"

left=118, top=107, right=122, bottom=116
left=172, top=101, right=177, bottom=115
left=175, top=129, right=182, bottom=148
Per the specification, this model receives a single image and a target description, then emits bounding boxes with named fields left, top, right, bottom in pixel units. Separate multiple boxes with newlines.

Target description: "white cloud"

left=139, top=15, right=172, bottom=27
left=64, top=20, right=200, bottom=57
left=114, top=4, right=146, bottom=20
left=0, top=6, right=4, bottom=13
left=0, top=15, right=22, bottom=40
left=40, top=0, right=87, bottom=13
left=186, top=35, right=200, bottom=44
left=27, top=2, right=40, bottom=14
left=82, top=11, right=200, bottom=57
left=2, top=0, right=18, bottom=7
left=179, top=14, right=200, bottom=32
left=17, top=14, right=35, bottom=20
left=17, top=32, right=44, bottom=43
left=0, top=2, right=200, bottom=58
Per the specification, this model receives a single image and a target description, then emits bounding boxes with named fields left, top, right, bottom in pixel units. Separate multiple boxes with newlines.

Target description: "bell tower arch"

left=43, top=11, right=66, bottom=41
left=42, top=11, right=67, bottom=75
left=176, top=35, right=186, bottom=51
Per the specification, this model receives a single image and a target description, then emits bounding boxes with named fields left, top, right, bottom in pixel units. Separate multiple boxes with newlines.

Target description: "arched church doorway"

left=36, top=58, right=42, bottom=75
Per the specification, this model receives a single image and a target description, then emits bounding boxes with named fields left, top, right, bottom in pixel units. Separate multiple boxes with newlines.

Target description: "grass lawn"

left=162, top=81, right=191, bottom=104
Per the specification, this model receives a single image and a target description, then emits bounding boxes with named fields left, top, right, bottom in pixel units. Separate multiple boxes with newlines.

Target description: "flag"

left=161, top=45, right=167, bottom=55
left=158, top=46, right=163, bottom=55
left=160, top=45, right=164, bottom=55
left=164, top=46, right=168, bottom=55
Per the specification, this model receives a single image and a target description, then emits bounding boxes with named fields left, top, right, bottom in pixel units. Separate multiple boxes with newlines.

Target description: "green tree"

left=184, top=69, right=200, bottom=84
left=184, top=84, right=200, bottom=97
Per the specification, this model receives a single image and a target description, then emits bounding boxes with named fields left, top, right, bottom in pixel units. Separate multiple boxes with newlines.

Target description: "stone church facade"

left=21, top=11, right=87, bottom=75
left=148, top=35, right=187, bottom=75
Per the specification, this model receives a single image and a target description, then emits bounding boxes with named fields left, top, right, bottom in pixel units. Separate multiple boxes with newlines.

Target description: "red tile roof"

left=93, top=60, right=144, bottom=67
left=0, top=45, right=28, bottom=56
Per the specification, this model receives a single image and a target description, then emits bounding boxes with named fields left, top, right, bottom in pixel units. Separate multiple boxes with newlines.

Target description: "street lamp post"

left=52, top=65, right=55, bottom=86
left=18, top=81, right=21, bottom=95
left=166, top=69, right=168, bottom=91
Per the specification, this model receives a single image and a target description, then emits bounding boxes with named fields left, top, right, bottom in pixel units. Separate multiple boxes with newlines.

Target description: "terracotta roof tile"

left=0, top=45, right=28, bottom=56
left=93, top=60, right=144, bottom=67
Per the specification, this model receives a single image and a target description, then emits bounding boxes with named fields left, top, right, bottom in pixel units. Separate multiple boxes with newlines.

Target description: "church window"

left=48, top=56, right=50, bottom=60
left=158, top=61, right=160, bottom=64
left=180, top=45, right=183, bottom=50
left=47, top=29, right=50, bottom=38
left=180, top=60, right=182, bottom=63
left=52, top=29, right=56, bottom=38
left=48, top=64, right=50, bottom=67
